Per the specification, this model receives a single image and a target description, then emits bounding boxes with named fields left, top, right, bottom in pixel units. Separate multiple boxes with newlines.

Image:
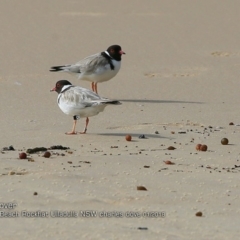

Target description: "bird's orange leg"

left=79, top=117, right=89, bottom=134
left=65, top=119, right=77, bottom=135
left=94, top=83, right=98, bottom=94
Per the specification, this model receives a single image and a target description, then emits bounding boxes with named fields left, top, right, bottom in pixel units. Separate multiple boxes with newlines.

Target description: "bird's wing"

left=75, top=53, right=109, bottom=74
left=60, top=86, right=110, bottom=108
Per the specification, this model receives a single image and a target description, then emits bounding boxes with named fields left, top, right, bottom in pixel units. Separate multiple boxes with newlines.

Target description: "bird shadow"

left=98, top=132, right=171, bottom=140
left=119, top=99, right=204, bottom=104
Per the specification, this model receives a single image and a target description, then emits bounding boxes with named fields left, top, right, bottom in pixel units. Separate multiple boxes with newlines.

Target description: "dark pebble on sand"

left=2, top=145, right=15, bottom=151
left=137, top=186, right=147, bottom=191
left=195, top=211, right=203, bottom=217
left=167, top=146, right=176, bottom=150
left=19, top=152, right=27, bottom=159
left=43, top=151, right=51, bottom=158
left=138, top=227, right=148, bottom=230
left=221, top=138, right=229, bottom=145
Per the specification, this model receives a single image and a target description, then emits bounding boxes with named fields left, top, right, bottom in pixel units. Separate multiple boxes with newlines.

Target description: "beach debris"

left=137, top=186, right=147, bottom=191
left=164, top=160, right=175, bottom=165
left=28, top=158, right=35, bottom=162
left=196, top=144, right=202, bottom=151
left=70, top=165, right=81, bottom=168
left=33, top=192, right=38, bottom=196
left=26, top=146, right=70, bottom=154
left=144, top=165, right=150, bottom=168
left=200, top=145, right=208, bottom=151
left=43, top=151, right=51, bottom=158
left=8, top=171, right=15, bottom=175
left=171, top=131, right=175, bottom=134
left=110, top=146, right=118, bottom=148
left=221, top=138, right=229, bottom=145
left=158, top=168, right=168, bottom=171
left=19, top=152, right=27, bottom=159
left=79, top=161, right=91, bottom=164
left=195, top=211, right=203, bottom=217
left=178, top=131, right=186, bottom=134
left=49, top=145, right=70, bottom=150
left=125, top=135, right=132, bottom=141
left=26, top=147, right=47, bottom=154
left=229, top=122, right=234, bottom=125
left=167, top=146, right=176, bottom=150
left=2, top=145, right=15, bottom=151
left=67, top=161, right=72, bottom=164
left=138, top=227, right=148, bottom=230
left=138, top=134, right=146, bottom=139
left=155, top=131, right=159, bottom=134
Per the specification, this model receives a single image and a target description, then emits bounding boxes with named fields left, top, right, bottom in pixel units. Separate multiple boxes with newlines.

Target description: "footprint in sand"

left=145, top=67, right=207, bottom=79
left=0, top=168, right=28, bottom=176
left=211, top=51, right=232, bottom=57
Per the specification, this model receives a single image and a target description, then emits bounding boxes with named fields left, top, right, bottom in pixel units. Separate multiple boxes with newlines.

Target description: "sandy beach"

left=1, top=0, right=240, bottom=239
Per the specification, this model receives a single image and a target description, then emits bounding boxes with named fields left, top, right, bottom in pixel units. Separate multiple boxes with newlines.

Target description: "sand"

left=1, top=0, right=240, bottom=239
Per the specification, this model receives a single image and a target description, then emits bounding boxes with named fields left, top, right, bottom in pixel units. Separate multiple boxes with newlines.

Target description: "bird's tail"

left=49, top=65, right=67, bottom=72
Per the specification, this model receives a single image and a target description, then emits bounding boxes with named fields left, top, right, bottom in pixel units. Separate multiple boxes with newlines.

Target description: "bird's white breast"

left=80, top=59, right=121, bottom=83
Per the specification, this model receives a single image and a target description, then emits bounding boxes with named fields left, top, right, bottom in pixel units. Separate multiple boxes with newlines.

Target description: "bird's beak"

left=50, top=87, right=56, bottom=92
left=119, top=50, right=126, bottom=55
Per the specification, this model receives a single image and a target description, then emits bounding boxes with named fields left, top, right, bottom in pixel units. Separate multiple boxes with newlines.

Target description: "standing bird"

left=51, top=80, right=121, bottom=134
left=50, top=45, right=125, bottom=94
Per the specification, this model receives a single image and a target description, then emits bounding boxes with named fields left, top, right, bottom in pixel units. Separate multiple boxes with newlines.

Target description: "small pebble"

left=139, top=134, right=146, bottom=139
left=167, top=146, right=176, bottom=150
left=195, top=211, right=203, bottom=217
left=221, top=138, right=229, bottom=145
left=137, top=186, right=147, bottom=191
left=196, top=144, right=202, bottom=151
left=19, top=152, right=27, bottom=159
left=43, top=151, right=51, bottom=158
left=164, top=160, right=175, bottom=165
left=125, top=135, right=132, bottom=141
left=200, top=145, right=208, bottom=151
left=33, top=192, right=38, bottom=196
